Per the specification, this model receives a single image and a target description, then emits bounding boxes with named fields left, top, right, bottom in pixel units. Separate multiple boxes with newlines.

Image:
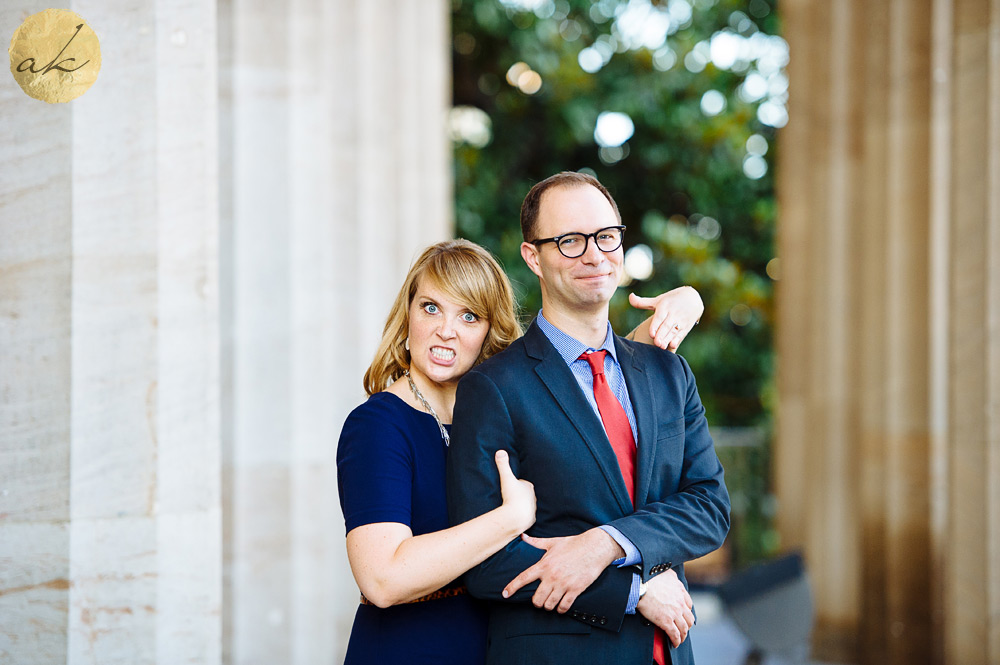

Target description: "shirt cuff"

left=625, top=572, right=641, bottom=614
left=599, top=525, right=641, bottom=566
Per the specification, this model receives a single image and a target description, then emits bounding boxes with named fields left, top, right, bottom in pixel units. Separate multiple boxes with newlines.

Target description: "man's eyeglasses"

left=530, top=225, right=626, bottom=259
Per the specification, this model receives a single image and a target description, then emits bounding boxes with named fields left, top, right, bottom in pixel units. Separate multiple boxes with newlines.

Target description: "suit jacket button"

left=642, top=619, right=652, bottom=627
left=600, top=617, right=607, bottom=625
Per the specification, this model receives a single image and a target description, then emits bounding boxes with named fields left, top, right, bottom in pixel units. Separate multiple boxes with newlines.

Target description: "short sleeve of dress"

left=337, top=397, right=414, bottom=534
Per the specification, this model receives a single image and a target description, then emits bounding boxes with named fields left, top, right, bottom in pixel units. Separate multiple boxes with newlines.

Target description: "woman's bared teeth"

left=431, top=347, right=455, bottom=360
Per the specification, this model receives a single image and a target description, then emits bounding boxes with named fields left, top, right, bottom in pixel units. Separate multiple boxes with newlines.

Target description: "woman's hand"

left=345, top=451, right=535, bottom=608
left=627, top=286, right=704, bottom=352
left=496, top=450, right=535, bottom=534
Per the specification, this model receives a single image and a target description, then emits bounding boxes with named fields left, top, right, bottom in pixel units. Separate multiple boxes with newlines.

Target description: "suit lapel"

left=525, top=321, right=634, bottom=515
left=615, top=336, right=657, bottom=506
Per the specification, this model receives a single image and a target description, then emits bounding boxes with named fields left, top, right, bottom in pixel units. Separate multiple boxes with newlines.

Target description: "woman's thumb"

left=629, top=292, right=654, bottom=309
left=495, top=449, right=513, bottom=479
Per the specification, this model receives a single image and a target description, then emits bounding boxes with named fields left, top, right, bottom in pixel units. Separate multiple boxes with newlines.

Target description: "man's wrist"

left=598, top=525, right=639, bottom=566
left=590, top=527, right=626, bottom=563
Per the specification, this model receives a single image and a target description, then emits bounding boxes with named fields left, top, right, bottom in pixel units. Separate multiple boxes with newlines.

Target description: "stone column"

left=943, top=1, right=1000, bottom=661
left=2, top=1, right=451, bottom=664
left=0, top=1, right=221, bottom=664
left=218, top=1, right=451, bottom=663
left=777, top=1, right=1000, bottom=663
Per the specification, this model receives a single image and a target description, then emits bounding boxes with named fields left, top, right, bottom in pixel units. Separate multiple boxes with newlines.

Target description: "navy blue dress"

left=337, top=391, right=488, bottom=664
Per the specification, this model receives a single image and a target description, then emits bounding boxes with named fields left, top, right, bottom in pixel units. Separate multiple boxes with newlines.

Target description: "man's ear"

left=520, top=241, right=544, bottom=279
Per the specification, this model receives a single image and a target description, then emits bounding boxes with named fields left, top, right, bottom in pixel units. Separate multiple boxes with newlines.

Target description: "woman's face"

left=407, top=276, right=490, bottom=389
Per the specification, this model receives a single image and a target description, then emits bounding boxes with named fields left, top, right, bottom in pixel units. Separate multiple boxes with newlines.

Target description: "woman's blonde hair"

left=363, top=239, right=522, bottom=396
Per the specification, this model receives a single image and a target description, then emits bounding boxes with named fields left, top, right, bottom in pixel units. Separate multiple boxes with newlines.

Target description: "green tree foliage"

left=452, top=0, right=783, bottom=566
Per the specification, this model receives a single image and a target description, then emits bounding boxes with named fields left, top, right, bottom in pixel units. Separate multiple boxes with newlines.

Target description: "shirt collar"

left=536, top=310, right=618, bottom=367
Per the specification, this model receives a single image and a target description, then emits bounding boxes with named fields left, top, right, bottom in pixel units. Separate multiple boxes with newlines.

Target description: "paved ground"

left=688, top=591, right=849, bottom=665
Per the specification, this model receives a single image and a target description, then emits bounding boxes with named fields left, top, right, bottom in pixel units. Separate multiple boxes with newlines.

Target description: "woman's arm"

left=346, top=450, right=534, bottom=608
left=626, top=286, right=704, bottom=352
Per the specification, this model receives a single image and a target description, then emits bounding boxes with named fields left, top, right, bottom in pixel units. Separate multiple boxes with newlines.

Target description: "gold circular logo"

left=8, top=9, right=101, bottom=103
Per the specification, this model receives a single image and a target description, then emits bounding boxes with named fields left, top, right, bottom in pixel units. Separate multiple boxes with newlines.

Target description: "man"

left=447, top=172, right=730, bottom=665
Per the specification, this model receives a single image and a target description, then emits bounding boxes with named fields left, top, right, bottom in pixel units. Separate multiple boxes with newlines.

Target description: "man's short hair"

left=519, top=171, right=622, bottom=242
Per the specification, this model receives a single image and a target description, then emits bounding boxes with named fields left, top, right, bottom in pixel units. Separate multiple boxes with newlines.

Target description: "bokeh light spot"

left=625, top=244, right=655, bottom=281
left=700, top=90, right=726, bottom=116
left=506, top=62, right=531, bottom=86
left=594, top=111, right=635, bottom=147
left=766, top=257, right=781, bottom=280
left=517, top=70, right=543, bottom=94
left=653, top=47, right=677, bottom=71
left=743, top=154, right=768, bottom=179
left=730, top=304, right=753, bottom=326
left=448, top=106, right=493, bottom=148
left=578, top=47, right=604, bottom=73
left=746, top=133, right=768, bottom=156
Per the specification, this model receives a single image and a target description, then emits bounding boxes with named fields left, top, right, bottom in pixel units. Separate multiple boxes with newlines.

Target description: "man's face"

left=520, top=184, right=624, bottom=314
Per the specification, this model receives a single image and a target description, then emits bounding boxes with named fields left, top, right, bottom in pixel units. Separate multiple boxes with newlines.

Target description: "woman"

left=337, top=239, right=703, bottom=664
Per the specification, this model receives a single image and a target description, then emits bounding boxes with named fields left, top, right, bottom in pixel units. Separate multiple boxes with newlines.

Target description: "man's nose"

left=580, top=235, right=605, bottom=263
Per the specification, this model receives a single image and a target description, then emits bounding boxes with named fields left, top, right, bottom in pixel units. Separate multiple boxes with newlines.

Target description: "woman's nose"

left=437, top=319, right=457, bottom=339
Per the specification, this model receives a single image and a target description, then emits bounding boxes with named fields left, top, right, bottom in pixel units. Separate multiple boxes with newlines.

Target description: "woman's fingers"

left=632, top=286, right=704, bottom=352
left=654, top=320, right=677, bottom=349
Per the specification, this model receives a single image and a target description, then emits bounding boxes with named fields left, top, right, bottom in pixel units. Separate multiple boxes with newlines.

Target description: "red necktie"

left=580, top=350, right=666, bottom=665
left=580, top=350, right=636, bottom=503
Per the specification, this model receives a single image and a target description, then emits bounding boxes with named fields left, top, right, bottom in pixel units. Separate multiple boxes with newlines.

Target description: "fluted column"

left=777, top=1, right=1000, bottom=663
left=0, top=6, right=74, bottom=665
left=218, top=1, right=451, bottom=663
left=2, top=1, right=451, bottom=663
left=0, top=2, right=221, bottom=664
left=944, top=1, right=1000, bottom=661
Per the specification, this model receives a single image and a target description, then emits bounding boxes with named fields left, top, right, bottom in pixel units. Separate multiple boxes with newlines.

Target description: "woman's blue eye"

left=422, top=303, right=439, bottom=314
left=462, top=312, right=479, bottom=323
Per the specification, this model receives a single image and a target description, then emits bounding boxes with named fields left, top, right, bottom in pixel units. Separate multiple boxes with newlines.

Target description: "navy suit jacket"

left=447, top=319, right=730, bottom=665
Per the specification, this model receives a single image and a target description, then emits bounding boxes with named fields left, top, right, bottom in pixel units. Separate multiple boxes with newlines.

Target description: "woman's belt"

left=359, top=585, right=467, bottom=606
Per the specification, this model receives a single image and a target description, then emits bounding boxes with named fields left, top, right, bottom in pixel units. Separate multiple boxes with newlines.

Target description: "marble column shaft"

left=777, top=1, right=1000, bottom=663
left=218, top=1, right=451, bottom=663
left=1, top=1, right=221, bottom=664
left=1, top=1, right=451, bottom=664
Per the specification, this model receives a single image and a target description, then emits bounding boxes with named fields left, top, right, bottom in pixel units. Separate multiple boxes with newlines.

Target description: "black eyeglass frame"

left=530, top=225, right=627, bottom=259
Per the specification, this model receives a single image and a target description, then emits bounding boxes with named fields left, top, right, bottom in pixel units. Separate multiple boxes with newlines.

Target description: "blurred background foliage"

left=451, top=0, right=784, bottom=568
